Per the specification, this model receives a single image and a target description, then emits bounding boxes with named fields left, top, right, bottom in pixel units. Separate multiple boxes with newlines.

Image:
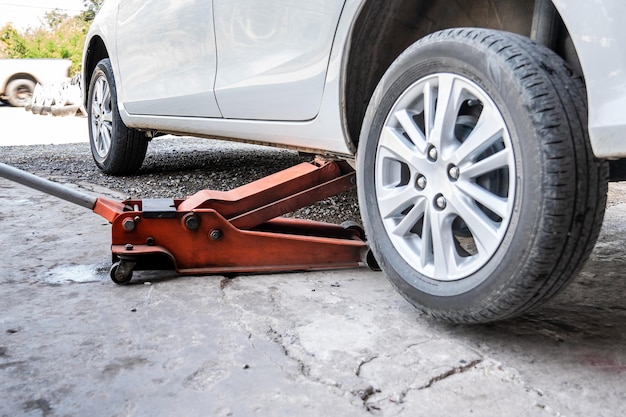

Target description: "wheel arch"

left=343, top=0, right=582, bottom=150
left=82, top=35, right=109, bottom=108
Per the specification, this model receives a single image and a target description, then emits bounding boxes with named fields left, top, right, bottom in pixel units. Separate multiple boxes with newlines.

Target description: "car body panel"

left=213, top=0, right=346, bottom=121
left=552, top=0, right=626, bottom=158
left=115, top=0, right=221, bottom=118
left=84, top=0, right=626, bottom=159
left=110, top=0, right=363, bottom=155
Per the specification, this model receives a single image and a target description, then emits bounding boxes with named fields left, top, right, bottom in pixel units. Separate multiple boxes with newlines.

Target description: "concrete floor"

left=1, top=106, right=626, bottom=416
left=1, top=175, right=626, bottom=417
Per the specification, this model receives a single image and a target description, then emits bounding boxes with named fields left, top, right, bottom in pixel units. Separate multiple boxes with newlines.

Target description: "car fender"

left=552, top=0, right=626, bottom=158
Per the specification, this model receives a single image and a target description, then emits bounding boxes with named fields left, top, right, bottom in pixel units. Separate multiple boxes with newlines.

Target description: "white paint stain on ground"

left=39, top=264, right=107, bottom=284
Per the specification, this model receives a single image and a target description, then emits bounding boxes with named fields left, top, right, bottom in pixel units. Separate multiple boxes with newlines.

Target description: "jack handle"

left=0, top=162, right=125, bottom=222
left=0, top=162, right=97, bottom=210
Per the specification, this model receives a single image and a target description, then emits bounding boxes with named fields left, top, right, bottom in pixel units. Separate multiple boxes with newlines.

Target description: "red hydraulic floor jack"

left=0, top=159, right=378, bottom=284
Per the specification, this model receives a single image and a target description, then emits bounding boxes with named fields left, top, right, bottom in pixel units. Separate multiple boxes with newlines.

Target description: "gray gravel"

left=1, top=136, right=361, bottom=224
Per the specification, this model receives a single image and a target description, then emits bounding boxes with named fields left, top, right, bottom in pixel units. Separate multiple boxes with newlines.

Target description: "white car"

left=82, top=0, right=623, bottom=323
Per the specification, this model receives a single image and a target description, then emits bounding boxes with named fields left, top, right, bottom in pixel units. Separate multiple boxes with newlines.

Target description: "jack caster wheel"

left=341, top=221, right=366, bottom=241
left=110, top=260, right=135, bottom=285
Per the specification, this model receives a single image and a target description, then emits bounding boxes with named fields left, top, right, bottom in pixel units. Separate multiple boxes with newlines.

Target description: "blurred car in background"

left=82, top=0, right=624, bottom=323
left=0, top=58, right=71, bottom=107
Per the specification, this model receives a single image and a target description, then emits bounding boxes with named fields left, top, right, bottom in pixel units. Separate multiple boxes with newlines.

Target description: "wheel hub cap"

left=375, top=73, right=515, bottom=281
left=90, top=75, right=113, bottom=159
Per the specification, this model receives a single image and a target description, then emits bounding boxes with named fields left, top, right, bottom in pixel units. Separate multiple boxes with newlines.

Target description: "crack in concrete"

left=219, top=279, right=490, bottom=414
left=355, top=354, right=379, bottom=377
left=416, top=359, right=483, bottom=390
left=213, top=278, right=492, bottom=415
left=219, top=276, right=235, bottom=291
left=261, top=322, right=388, bottom=414
left=266, top=325, right=313, bottom=378
left=361, top=358, right=485, bottom=409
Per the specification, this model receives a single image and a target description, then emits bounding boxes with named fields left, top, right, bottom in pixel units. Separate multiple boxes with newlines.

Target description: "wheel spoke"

left=102, top=111, right=113, bottom=124
left=394, top=109, right=427, bottom=154
left=95, top=78, right=105, bottom=104
left=419, top=204, right=433, bottom=269
left=457, top=181, right=509, bottom=219
left=378, top=185, right=420, bottom=219
left=429, top=210, right=454, bottom=278
left=102, top=87, right=111, bottom=110
left=423, top=80, right=436, bottom=141
left=449, top=193, right=499, bottom=255
left=453, top=107, right=504, bottom=165
left=392, top=197, right=427, bottom=237
left=431, top=75, right=462, bottom=149
left=379, top=127, right=422, bottom=166
left=100, top=125, right=111, bottom=153
left=461, top=148, right=511, bottom=179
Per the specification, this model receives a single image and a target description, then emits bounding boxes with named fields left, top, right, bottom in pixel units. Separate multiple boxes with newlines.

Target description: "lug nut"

left=428, top=146, right=438, bottom=161
left=416, top=175, right=427, bottom=190
left=435, top=195, right=447, bottom=210
left=448, top=166, right=460, bottom=180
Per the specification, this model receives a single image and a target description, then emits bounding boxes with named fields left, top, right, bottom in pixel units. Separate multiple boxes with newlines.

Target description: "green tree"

left=44, top=9, right=70, bottom=29
left=0, top=24, right=28, bottom=57
left=0, top=1, right=101, bottom=74
left=81, top=0, right=104, bottom=23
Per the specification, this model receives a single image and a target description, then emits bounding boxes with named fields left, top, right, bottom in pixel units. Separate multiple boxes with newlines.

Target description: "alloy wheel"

left=375, top=73, right=515, bottom=281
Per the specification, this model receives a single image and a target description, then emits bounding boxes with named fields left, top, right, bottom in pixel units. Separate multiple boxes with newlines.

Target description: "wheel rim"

left=375, top=73, right=516, bottom=281
left=90, top=74, right=113, bottom=159
left=15, top=85, right=32, bottom=106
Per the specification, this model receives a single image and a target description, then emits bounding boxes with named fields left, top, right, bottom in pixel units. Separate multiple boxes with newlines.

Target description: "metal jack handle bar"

left=0, top=162, right=96, bottom=210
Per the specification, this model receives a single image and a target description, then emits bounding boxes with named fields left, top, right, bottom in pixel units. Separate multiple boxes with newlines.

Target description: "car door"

left=213, top=0, right=346, bottom=121
left=115, top=0, right=221, bottom=118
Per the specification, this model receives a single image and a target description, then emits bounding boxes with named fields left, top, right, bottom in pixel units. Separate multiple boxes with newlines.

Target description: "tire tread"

left=358, top=28, right=608, bottom=323
left=88, top=58, right=148, bottom=175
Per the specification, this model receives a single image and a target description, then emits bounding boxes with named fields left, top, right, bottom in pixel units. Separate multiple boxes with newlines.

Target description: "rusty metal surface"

left=108, top=160, right=365, bottom=276
left=111, top=211, right=364, bottom=274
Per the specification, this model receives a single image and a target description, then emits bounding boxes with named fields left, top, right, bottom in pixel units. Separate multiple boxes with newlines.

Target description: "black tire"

left=87, top=58, right=148, bottom=175
left=6, top=78, right=35, bottom=107
left=357, top=28, right=608, bottom=323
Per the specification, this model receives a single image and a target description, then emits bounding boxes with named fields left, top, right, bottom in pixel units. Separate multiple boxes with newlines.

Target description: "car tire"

left=87, top=58, right=148, bottom=175
left=6, top=78, right=35, bottom=107
left=357, top=28, right=608, bottom=323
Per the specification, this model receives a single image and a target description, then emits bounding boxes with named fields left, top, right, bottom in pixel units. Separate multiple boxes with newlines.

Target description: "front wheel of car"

left=88, top=58, right=148, bottom=175
left=357, top=28, right=608, bottom=323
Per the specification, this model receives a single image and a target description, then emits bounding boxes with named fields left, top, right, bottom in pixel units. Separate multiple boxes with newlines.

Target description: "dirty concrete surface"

left=1, top=109, right=626, bottom=417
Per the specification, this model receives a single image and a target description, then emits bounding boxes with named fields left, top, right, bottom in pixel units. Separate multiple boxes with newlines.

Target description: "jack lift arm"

left=0, top=159, right=378, bottom=284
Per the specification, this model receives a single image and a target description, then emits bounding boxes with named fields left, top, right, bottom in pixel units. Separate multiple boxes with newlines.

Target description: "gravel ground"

left=1, top=136, right=361, bottom=224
